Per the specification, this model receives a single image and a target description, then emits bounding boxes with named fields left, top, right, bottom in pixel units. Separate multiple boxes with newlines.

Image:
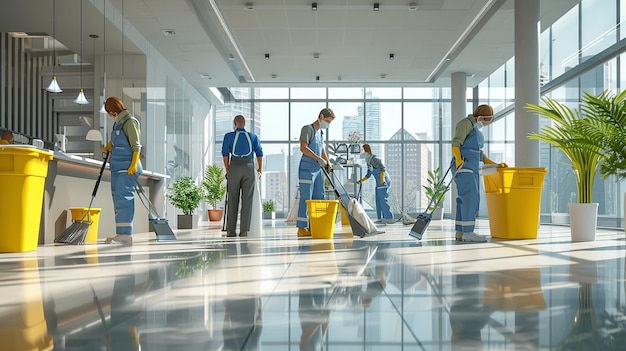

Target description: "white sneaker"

left=461, top=232, right=487, bottom=243
left=104, top=234, right=133, bottom=244
left=455, top=231, right=463, bottom=241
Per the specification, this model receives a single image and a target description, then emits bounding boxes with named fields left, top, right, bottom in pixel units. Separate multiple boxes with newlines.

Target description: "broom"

left=55, top=153, right=109, bottom=245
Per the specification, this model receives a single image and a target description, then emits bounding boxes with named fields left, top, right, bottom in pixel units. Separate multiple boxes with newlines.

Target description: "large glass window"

left=581, top=0, right=617, bottom=60
left=551, top=5, right=579, bottom=79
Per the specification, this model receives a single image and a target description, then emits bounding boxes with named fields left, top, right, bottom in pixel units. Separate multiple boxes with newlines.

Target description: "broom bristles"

left=55, top=220, right=91, bottom=245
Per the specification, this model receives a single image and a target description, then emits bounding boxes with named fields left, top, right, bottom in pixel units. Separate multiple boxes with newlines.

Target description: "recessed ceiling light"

left=265, top=53, right=270, bottom=60
left=313, top=53, right=320, bottom=59
left=228, top=54, right=235, bottom=61
left=245, top=2, right=254, bottom=10
left=162, top=29, right=176, bottom=36
left=380, top=74, right=386, bottom=79
left=271, top=74, right=277, bottom=79
left=408, top=2, right=418, bottom=11
left=200, top=73, right=212, bottom=79
left=389, top=53, right=394, bottom=60
left=316, top=75, right=320, bottom=81
left=373, top=3, right=379, bottom=11
left=312, top=2, right=317, bottom=11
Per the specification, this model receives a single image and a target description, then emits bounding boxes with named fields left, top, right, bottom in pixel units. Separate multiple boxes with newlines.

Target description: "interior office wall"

left=0, top=33, right=55, bottom=144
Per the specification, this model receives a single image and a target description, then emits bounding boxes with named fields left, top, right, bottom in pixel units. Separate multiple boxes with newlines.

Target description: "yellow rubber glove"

left=102, top=140, right=112, bottom=155
left=380, top=171, right=385, bottom=184
left=128, top=151, right=140, bottom=175
left=357, top=177, right=368, bottom=184
left=452, top=146, right=463, bottom=168
left=483, top=156, right=497, bottom=165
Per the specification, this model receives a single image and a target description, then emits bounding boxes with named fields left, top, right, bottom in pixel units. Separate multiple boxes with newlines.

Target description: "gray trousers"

left=226, top=158, right=255, bottom=234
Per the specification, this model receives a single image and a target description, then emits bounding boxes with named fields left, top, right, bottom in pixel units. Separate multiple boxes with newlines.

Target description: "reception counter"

left=40, top=151, right=168, bottom=244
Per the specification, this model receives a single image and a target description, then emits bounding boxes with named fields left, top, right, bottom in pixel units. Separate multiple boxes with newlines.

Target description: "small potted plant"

left=422, top=167, right=449, bottom=220
left=166, top=176, right=204, bottom=229
left=262, top=200, right=276, bottom=219
left=202, top=164, right=227, bottom=221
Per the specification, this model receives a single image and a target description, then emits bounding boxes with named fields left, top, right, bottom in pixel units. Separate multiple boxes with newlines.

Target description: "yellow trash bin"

left=306, top=200, right=339, bottom=239
left=69, top=207, right=101, bottom=243
left=0, top=146, right=53, bottom=252
left=483, top=167, right=546, bottom=239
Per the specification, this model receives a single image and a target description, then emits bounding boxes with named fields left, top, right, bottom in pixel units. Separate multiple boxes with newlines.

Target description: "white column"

left=451, top=71, right=467, bottom=220
left=514, top=0, right=540, bottom=167
left=451, top=72, right=467, bottom=127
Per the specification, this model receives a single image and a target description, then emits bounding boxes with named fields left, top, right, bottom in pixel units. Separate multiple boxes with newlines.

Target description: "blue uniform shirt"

left=222, top=128, right=263, bottom=158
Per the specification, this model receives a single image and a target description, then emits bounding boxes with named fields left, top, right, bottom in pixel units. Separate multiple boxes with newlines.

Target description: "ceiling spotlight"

left=389, top=53, right=394, bottom=60
left=313, top=53, right=320, bottom=59
left=338, top=75, right=342, bottom=81
left=316, top=75, right=320, bottom=81
left=373, top=3, right=379, bottom=11
left=312, top=2, right=317, bottom=11
left=228, top=54, right=235, bottom=61
left=245, top=2, right=254, bottom=10
left=162, top=29, right=176, bottom=36
left=271, top=74, right=277, bottom=79
left=380, top=74, right=387, bottom=79
left=200, top=73, right=212, bottom=79
left=408, top=2, right=418, bottom=11
left=265, top=53, right=270, bottom=60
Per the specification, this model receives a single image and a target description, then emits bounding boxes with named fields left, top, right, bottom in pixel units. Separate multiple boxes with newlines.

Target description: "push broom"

left=55, top=153, right=109, bottom=245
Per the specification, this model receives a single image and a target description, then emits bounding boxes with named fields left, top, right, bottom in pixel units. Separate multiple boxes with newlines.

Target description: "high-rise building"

left=387, top=129, right=431, bottom=212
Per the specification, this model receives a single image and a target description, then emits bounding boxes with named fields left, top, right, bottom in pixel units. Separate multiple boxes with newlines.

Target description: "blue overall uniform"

left=451, top=118, right=482, bottom=233
left=110, top=115, right=142, bottom=235
left=222, top=128, right=263, bottom=235
left=297, top=124, right=325, bottom=229
left=364, top=155, right=393, bottom=220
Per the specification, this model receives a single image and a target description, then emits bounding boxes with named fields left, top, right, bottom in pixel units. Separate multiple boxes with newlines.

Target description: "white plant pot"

left=568, top=203, right=598, bottom=242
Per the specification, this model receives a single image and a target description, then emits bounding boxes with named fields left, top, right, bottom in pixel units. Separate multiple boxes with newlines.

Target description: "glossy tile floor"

left=2, top=218, right=626, bottom=351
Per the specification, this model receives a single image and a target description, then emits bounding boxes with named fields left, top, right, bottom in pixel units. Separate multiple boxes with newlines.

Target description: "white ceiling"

left=0, top=0, right=578, bottom=103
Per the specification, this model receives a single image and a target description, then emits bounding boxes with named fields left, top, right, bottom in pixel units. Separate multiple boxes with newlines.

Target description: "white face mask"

left=320, top=120, right=330, bottom=129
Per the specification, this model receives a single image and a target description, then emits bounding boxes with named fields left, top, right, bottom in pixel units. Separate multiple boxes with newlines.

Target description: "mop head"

left=55, top=220, right=91, bottom=245
left=401, top=212, right=418, bottom=225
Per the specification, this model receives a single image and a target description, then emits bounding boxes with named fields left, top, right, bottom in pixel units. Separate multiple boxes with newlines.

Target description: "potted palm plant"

left=526, top=96, right=604, bottom=241
left=202, top=164, right=227, bottom=221
left=166, top=177, right=204, bottom=229
left=262, top=200, right=276, bottom=219
left=422, top=167, right=449, bottom=220
left=576, top=90, right=626, bottom=235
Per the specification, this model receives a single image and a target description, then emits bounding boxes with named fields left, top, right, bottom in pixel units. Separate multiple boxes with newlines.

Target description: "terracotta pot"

left=208, top=209, right=223, bottom=222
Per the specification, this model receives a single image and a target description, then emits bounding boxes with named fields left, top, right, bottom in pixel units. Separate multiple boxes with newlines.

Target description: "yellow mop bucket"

left=306, top=200, right=339, bottom=239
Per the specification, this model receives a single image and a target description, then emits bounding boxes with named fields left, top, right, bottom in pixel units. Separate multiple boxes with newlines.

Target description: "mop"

left=55, top=153, right=109, bottom=245
left=285, top=186, right=299, bottom=223
left=387, top=191, right=418, bottom=225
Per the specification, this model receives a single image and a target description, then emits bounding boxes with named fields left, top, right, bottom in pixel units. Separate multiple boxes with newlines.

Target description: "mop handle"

left=92, top=153, right=110, bottom=198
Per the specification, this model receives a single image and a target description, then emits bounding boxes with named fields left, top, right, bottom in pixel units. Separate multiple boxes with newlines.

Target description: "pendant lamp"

left=75, top=0, right=89, bottom=104
left=46, top=0, right=62, bottom=93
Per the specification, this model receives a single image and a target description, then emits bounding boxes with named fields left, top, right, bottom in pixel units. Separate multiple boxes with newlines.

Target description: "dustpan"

left=132, top=178, right=176, bottom=241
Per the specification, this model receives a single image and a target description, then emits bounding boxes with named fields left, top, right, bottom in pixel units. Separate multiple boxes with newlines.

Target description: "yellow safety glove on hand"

left=102, top=140, right=112, bottom=157
left=452, top=146, right=463, bottom=168
left=499, top=162, right=509, bottom=168
left=380, top=171, right=385, bottom=185
left=483, top=156, right=496, bottom=165
left=357, top=177, right=368, bottom=184
left=128, top=151, right=140, bottom=175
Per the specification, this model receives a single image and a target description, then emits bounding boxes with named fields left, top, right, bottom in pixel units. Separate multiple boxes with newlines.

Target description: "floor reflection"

left=1, top=222, right=625, bottom=350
